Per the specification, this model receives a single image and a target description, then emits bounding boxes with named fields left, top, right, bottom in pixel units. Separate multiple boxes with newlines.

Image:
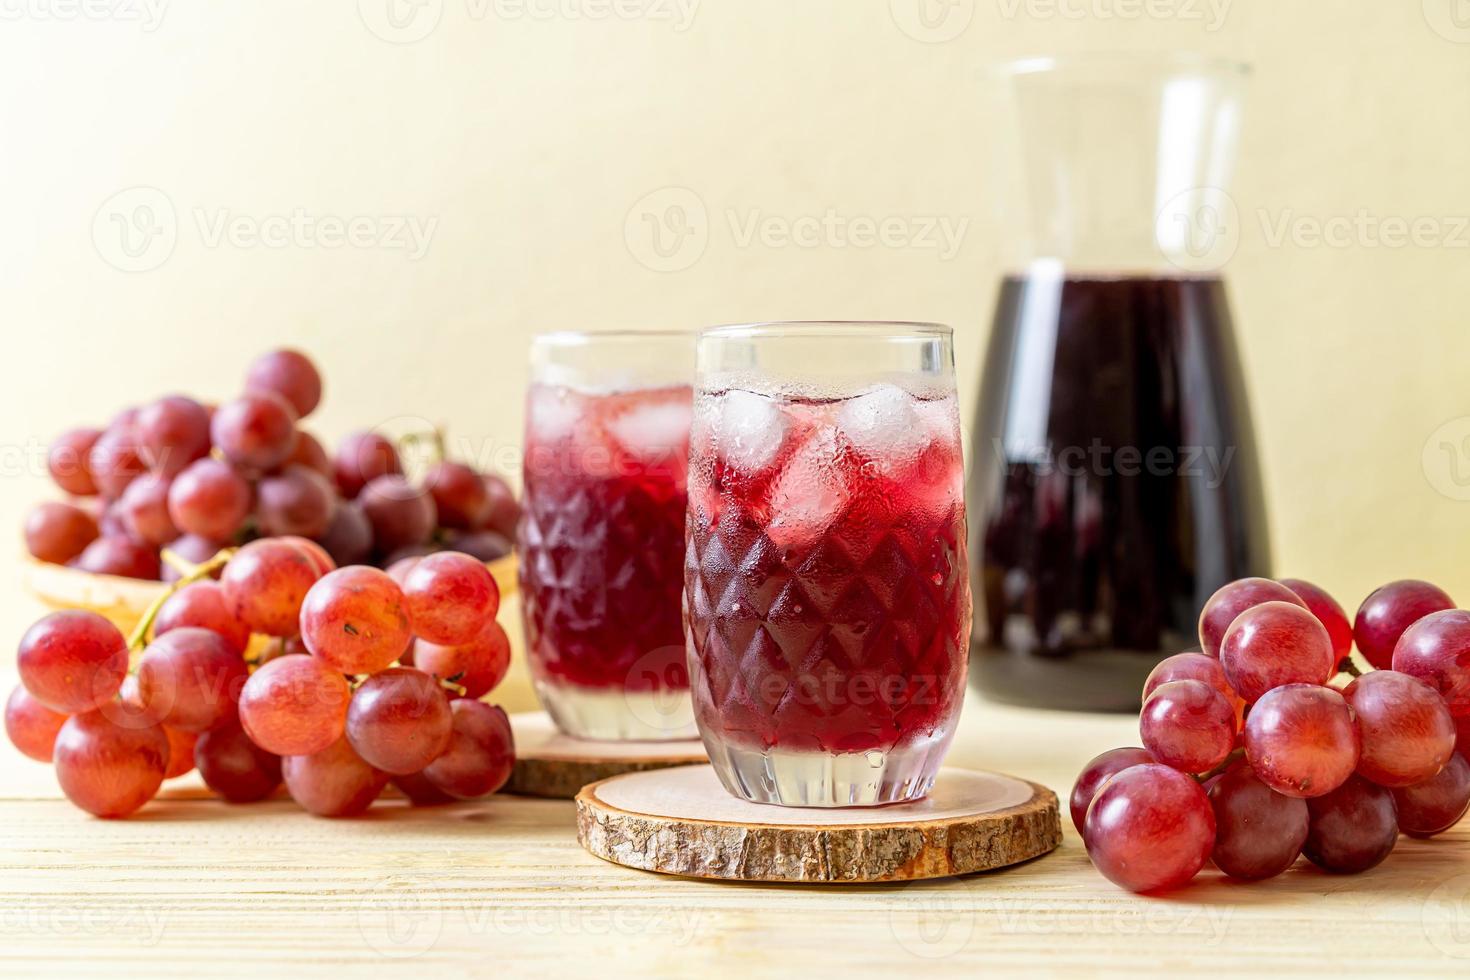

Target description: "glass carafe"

left=968, top=55, right=1271, bottom=712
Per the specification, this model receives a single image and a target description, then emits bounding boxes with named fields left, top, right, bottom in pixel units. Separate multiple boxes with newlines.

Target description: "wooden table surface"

left=3, top=589, right=1468, bottom=977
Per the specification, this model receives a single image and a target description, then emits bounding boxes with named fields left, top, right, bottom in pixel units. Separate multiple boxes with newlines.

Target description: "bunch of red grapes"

left=26, top=348, right=520, bottom=579
left=1072, top=577, right=1470, bottom=893
left=6, top=535, right=515, bottom=818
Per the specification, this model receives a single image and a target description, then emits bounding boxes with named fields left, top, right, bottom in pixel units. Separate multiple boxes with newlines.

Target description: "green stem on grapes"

left=1195, top=747, right=1245, bottom=784
left=126, top=548, right=238, bottom=654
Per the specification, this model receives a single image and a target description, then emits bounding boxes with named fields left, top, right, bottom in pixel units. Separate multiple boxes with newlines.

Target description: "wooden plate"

left=506, top=711, right=707, bottom=798
left=576, top=764, right=1062, bottom=883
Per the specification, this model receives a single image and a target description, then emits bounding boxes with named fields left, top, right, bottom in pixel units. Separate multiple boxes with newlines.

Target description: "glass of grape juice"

left=518, top=331, right=697, bottom=740
left=685, top=322, right=972, bottom=806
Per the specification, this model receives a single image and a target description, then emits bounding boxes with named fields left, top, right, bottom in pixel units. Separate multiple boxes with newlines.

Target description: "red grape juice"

left=685, top=384, right=971, bottom=804
left=518, top=383, right=695, bottom=740
left=969, top=273, right=1270, bottom=711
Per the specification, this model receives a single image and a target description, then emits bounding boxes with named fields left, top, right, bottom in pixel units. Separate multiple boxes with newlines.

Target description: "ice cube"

left=527, top=385, right=582, bottom=444
left=605, top=399, right=692, bottom=462
left=712, top=389, right=786, bottom=473
left=836, top=384, right=932, bottom=468
left=766, top=428, right=850, bottom=551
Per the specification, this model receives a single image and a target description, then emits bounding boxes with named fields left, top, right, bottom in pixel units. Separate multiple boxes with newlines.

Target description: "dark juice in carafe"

left=968, top=272, right=1271, bottom=711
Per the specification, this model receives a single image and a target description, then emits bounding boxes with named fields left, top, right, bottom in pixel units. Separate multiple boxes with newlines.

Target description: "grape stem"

left=1195, top=747, right=1245, bottom=784
left=1336, top=655, right=1364, bottom=678
left=126, top=548, right=238, bottom=654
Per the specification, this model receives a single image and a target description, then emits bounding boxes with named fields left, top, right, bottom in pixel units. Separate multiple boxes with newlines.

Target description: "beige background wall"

left=2, top=1, right=1469, bottom=611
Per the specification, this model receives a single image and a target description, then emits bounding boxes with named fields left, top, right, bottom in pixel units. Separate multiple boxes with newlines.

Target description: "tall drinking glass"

left=685, top=322, right=971, bottom=806
left=519, top=331, right=697, bottom=741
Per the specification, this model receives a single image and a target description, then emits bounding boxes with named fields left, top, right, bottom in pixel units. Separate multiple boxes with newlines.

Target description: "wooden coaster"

left=576, top=764, right=1061, bottom=883
left=506, top=712, right=708, bottom=799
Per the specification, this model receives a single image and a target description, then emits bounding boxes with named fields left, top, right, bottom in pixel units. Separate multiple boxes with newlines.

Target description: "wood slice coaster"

left=576, top=764, right=1061, bottom=883
left=505, top=712, right=708, bottom=799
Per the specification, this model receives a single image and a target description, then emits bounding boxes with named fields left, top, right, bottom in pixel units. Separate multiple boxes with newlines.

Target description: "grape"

left=426, top=461, right=490, bottom=530
left=1144, top=652, right=1233, bottom=702
left=281, top=735, right=388, bottom=817
left=25, top=501, right=99, bottom=564
left=237, top=654, right=350, bottom=756
left=137, top=627, right=248, bottom=733
left=1277, top=578, right=1353, bottom=665
left=286, top=429, right=332, bottom=478
left=160, top=534, right=225, bottom=583
left=88, top=423, right=146, bottom=500
left=154, top=580, right=251, bottom=656
left=257, top=465, right=336, bottom=539
left=53, top=710, right=169, bottom=818
left=17, top=610, right=129, bottom=713
left=444, top=529, right=512, bottom=564
left=5, top=685, right=69, bottom=762
left=168, top=457, right=252, bottom=542
left=344, top=667, right=453, bottom=775
left=135, top=395, right=211, bottom=476
left=423, top=700, right=515, bottom=800
left=1343, top=669, right=1456, bottom=787
left=1393, top=753, right=1470, bottom=837
left=1458, top=715, right=1470, bottom=759
left=391, top=770, right=454, bottom=806
left=1208, top=764, right=1309, bottom=879
left=163, top=727, right=199, bottom=778
left=221, top=538, right=327, bottom=637
left=412, top=619, right=512, bottom=700
left=334, top=430, right=402, bottom=498
left=73, top=535, right=161, bottom=581
left=481, top=472, right=520, bottom=538
left=1068, top=747, right=1155, bottom=834
left=1082, top=763, right=1215, bottom=893
left=403, top=552, right=500, bottom=646
left=359, top=475, right=436, bottom=554
left=1355, top=579, right=1454, bottom=670
left=1219, top=601, right=1335, bottom=703
left=1392, top=609, right=1470, bottom=722
left=211, top=391, right=298, bottom=472
left=111, top=673, right=163, bottom=729
left=1244, top=684, right=1360, bottom=798
left=1198, top=577, right=1306, bottom=660
left=118, top=472, right=179, bottom=546
left=194, top=723, right=282, bottom=802
left=245, top=349, right=322, bottom=418
left=49, top=427, right=102, bottom=496
left=1140, top=680, right=1236, bottom=774
left=300, top=566, right=414, bottom=674
left=317, top=500, right=374, bottom=566
left=1302, top=775, right=1398, bottom=873
left=277, top=535, right=336, bottom=575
